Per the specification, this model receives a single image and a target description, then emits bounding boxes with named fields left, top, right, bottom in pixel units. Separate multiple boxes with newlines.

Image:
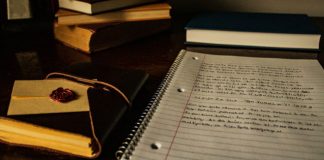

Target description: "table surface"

left=0, top=16, right=323, bottom=160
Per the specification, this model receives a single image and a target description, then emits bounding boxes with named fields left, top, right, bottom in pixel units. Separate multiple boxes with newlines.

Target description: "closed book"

left=56, top=2, right=171, bottom=25
left=0, top=65, right=148, bottom=159
left=58, top=0, right=160, bottom=14
left=185, top=12, right=321, bottom=51
left=54, top=19, right=171, bottom=53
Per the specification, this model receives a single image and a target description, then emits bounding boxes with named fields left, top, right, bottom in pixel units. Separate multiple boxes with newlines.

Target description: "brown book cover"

left=54, top=19, right=171, bottom=53
left=0, top=64, right=148, bottom=159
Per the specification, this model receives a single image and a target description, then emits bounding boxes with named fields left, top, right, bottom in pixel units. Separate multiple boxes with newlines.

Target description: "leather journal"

left=0, top=64, right=148, bottom=159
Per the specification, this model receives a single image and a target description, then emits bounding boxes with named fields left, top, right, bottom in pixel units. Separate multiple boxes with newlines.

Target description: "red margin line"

left=164, top=55, right=206, bottom=160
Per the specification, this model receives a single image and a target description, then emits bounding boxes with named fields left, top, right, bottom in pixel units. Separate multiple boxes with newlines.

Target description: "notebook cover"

left=67, top=63, right=149, bottom=142
left=0, top=63, right=148, bottom=159
left=185, top=12, right=320, bottom=34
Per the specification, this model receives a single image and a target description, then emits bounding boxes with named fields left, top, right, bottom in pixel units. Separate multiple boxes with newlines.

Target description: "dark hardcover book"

left=63, top=64, right=149, bottom=143
left=185, top=12, right=321, bottom=51
left=0, top=64, right=148, bottom=159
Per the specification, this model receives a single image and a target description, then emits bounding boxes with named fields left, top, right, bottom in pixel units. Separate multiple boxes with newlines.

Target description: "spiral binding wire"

left=115, top=51, right=186, bottom=160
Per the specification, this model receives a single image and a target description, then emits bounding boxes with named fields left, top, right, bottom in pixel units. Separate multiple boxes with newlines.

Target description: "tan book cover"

left=54, top=19, right=171, bottom=53
left=56, top=2, right=171, bottom=25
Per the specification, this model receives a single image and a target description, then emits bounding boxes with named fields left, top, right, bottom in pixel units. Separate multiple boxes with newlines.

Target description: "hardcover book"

left=185, top=12, right=321, bottom=51
left=58, top=0, right=160, bottom=14
left=56, top=2, right=171, bottom=25
left=0, top=65, right=148, bottom=159
left=54, top=19, right=171, bottom=53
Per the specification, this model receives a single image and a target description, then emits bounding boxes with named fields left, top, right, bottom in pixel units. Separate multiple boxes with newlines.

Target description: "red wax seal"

left=50, top=87, right=76, bottom=103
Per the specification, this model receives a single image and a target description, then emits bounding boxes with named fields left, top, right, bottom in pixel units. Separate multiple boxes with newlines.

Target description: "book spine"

left=115, top=50, right=187, bottom=160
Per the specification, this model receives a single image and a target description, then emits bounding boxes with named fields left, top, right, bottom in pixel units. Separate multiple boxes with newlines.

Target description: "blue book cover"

left=186, top=12, right=320, bottom=35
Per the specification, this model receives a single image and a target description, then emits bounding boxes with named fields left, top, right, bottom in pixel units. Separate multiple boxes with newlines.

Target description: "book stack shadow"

left=55, top=0, right=171, bottom=53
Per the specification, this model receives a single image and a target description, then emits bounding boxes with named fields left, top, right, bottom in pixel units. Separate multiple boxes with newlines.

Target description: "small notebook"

left=116, top=50, right=324, bottom=160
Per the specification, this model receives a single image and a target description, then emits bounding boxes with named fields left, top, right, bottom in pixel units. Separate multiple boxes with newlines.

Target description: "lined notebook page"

left=130, top=50, right=324, bottom=160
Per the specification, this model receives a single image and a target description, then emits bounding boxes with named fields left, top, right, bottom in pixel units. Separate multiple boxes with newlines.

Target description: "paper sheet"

left=130, top=50, right=324, bottom=160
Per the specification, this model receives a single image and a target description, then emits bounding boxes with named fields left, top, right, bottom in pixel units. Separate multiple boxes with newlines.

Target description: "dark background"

left=0, top=1, right=324, bottom=160
left=171, top=0, right=324, bottom=17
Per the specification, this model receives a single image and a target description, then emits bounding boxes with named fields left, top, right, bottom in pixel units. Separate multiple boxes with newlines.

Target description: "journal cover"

left=0, top=63, right=148, bottom=159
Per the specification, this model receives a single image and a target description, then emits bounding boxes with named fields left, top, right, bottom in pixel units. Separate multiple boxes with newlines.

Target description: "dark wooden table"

left=0, top=16, right=323, bottom=160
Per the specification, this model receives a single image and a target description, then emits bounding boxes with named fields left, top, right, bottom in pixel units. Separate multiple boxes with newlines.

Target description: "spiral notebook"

left=116, top=50, right=324, bottom=160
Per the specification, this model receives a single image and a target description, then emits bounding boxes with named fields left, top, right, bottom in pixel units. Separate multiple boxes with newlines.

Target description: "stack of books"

left=54, top=0, right=171, bottom=53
